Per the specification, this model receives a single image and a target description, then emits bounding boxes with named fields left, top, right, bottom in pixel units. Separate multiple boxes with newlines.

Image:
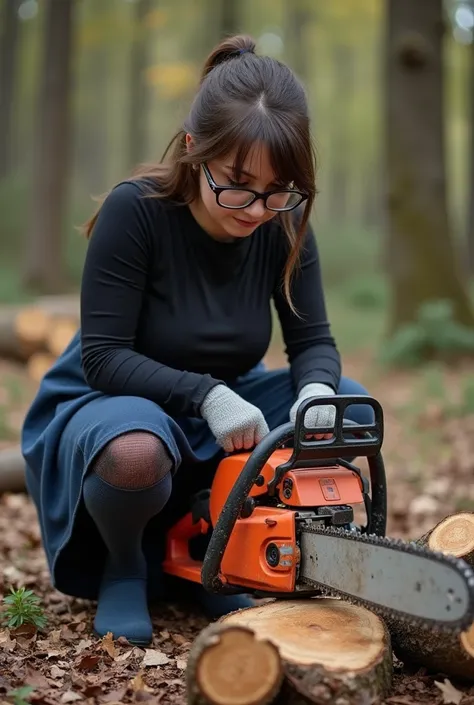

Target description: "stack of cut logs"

left=186, top=512, right=474, bottom=705
left=0, top=295, right=79, bottom=492
left=0, top=294, right=79, bottom=382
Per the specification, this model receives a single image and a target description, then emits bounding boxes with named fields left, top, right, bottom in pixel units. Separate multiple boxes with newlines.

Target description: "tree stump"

left=187, top=598, right=392, bottom=705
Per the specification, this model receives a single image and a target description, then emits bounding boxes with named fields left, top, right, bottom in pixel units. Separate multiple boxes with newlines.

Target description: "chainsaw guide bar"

left=298, top=524, right=474, bottom=634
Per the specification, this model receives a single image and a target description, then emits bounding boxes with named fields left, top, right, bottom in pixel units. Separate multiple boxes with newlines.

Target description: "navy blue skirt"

left=21, top=331, right=371, bottom=601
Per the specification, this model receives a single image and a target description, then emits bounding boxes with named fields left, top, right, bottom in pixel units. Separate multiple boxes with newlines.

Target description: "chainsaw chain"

left=298, top=523, right=474, bottom=634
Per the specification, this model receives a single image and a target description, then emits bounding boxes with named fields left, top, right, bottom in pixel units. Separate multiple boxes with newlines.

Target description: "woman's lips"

left=233, top=216, right=260, bottom=228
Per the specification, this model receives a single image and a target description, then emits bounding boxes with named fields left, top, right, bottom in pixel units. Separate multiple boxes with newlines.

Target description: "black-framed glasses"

left=201, top=163, right=308, bottom=212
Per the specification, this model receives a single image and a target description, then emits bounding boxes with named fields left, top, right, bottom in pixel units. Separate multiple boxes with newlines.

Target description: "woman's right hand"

left=200, top=385, right=269, bottom=453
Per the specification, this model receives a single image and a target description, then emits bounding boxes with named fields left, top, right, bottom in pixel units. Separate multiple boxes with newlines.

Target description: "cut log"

left=0, top=295, right=79, bottom=362
left=390, top=617, right=474, bottom=682
left=186, top=622, right=283, bottom=705
left=389, top=512, right=474, bottom=681
left=417, top=511, right=474, bottom=565
left=46, top=317, right=78, bottom=357
left=210, top=598, right=392, bottom=705
left=15, top=307, right=50, bottom=346
left=27, top=352, right=56, bottom=383
left=0, top=305, right=45, bottom=361
left=461, top=623, right=474, bottom=658
left=0, top=446, right=25, bottom=493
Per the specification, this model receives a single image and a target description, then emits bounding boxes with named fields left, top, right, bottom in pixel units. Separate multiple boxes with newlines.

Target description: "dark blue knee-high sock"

left=82, top=471, right=172, bottom=645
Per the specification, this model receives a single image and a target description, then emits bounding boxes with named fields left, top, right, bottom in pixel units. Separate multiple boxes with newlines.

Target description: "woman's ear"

left=185, top=133, right=194, bottom=153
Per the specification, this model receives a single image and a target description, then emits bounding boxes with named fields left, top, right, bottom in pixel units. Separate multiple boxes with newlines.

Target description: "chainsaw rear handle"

left=293, top=394, right=384, bottom=460
left=266, top=395, right=383, bottom=494
left=201, top=394, right=388, bottom=594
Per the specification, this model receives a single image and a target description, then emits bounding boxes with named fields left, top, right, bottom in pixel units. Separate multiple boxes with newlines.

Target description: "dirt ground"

left=1, top=350, right=474, bottom=704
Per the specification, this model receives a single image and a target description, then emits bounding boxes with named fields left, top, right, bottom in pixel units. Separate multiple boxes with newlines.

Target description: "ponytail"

left=199, top=34, right=256, bottom=83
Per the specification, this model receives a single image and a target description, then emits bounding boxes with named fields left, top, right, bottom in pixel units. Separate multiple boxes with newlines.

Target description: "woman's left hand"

left=289, top=383, right=336, bottom=440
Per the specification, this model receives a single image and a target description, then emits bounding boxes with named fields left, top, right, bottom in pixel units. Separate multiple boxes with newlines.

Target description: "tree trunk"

left=328, top=44, right=354, bottom=224
left=363, top=165, right=383, bottom=231
left=220, top=0, right=240, bottom=38
left=467, top=37, right=474, bottom=274
left=285, top=1, right=312, bottom=84
left=0, top=0, right=20, bottom=180
left=76, top=45, right=109, bottom=195
left=384, top=0, right=474, bottom=332
left=186, top=598, right=393, bottom=705
left=195, top=0, right=220, bottom=63
left=22, top=0, right=75, bottom=294
left=128, top=0, right=153, bottom=171
left=388, top=512, right=474, bottom=681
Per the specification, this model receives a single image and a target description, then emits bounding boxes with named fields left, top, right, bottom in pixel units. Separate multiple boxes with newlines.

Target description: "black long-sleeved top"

left=80, top=180, right=341, bottom=418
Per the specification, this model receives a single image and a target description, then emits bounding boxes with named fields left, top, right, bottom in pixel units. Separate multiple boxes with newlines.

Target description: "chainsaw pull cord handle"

left=201, top=394, right=387, bottom=594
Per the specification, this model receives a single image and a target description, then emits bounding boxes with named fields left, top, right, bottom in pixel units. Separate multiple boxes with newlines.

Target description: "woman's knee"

left=338, top=376, right=374, bottom=425
left=91, top=431, right=174, bottom=489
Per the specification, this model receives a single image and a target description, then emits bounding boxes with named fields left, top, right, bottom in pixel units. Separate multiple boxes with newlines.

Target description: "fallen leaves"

left=141, top=649, right=171, bottom=668
left=2, top=356, right=474, bottom=703
left=50, top=665, right=66, bottom=679
left=434, top=679, right=465, bottom=705
left=61, top=690, right=83, bottom=703
left=23, top=666, right=50, bottom=688
left=75, top=652, right=101, bottom=671
left=100, top=632, right=118, bottom=659
left=0, top=629, right=15, bottom=652
left=0, top=488, right=204, bottom=703
left=130, top=671, right=153, bottom=695
left=2, top=499, right=473, bottom=705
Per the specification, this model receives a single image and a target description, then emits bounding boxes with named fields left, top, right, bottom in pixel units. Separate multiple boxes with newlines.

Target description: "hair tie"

left=237, top=48, right=252, bottom=55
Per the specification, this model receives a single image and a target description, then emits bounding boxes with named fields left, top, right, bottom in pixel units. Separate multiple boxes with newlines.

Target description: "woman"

left=21, top=34, right=373, bottom=647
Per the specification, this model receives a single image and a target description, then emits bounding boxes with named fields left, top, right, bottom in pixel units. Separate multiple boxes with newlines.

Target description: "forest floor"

left=1, top=347, right=474, bottom=704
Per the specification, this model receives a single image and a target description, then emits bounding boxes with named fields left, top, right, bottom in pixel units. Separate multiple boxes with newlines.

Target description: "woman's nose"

left=243, top=199, right=266, bottom=219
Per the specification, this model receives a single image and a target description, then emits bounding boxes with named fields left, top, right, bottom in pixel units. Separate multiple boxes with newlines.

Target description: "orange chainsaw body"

left=162, top=447, right=365, bottom=592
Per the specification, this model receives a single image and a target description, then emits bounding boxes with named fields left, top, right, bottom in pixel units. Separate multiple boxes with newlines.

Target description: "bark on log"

left=389, top=512, right=474, bottom=681
left=188, top=598, right=392, bottom=705
left=186, top=622, right=283, bottom=705
left=0, top=295, right=79, bottom=362
left=0, top=446, right=25, bottom=493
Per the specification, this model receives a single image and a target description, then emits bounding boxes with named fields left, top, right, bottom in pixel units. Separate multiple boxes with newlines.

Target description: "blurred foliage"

left=379, top=300, right=474, bottom=367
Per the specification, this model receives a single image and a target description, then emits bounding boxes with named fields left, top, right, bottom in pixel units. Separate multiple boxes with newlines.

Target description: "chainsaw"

left=163, top=394, right=474, bottom=633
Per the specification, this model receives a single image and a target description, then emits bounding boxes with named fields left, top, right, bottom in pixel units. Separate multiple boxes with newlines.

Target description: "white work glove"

left=289, top=383, right=336, bottom=439
left=201, top=385, right=269, bottom=453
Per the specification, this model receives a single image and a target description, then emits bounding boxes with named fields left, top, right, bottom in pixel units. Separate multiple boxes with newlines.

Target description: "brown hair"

left=83, top=34, right=318, bottom=311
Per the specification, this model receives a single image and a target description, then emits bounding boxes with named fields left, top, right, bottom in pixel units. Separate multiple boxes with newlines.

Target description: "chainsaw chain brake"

left=297, top=523, right=474, bottom=635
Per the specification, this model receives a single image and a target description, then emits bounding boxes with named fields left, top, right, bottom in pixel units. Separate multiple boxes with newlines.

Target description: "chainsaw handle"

left=266, top=395, right=383, bottom=494
left=201, top=395, right=388, bottom=594
left=293, top=394, right=384, bottom=461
